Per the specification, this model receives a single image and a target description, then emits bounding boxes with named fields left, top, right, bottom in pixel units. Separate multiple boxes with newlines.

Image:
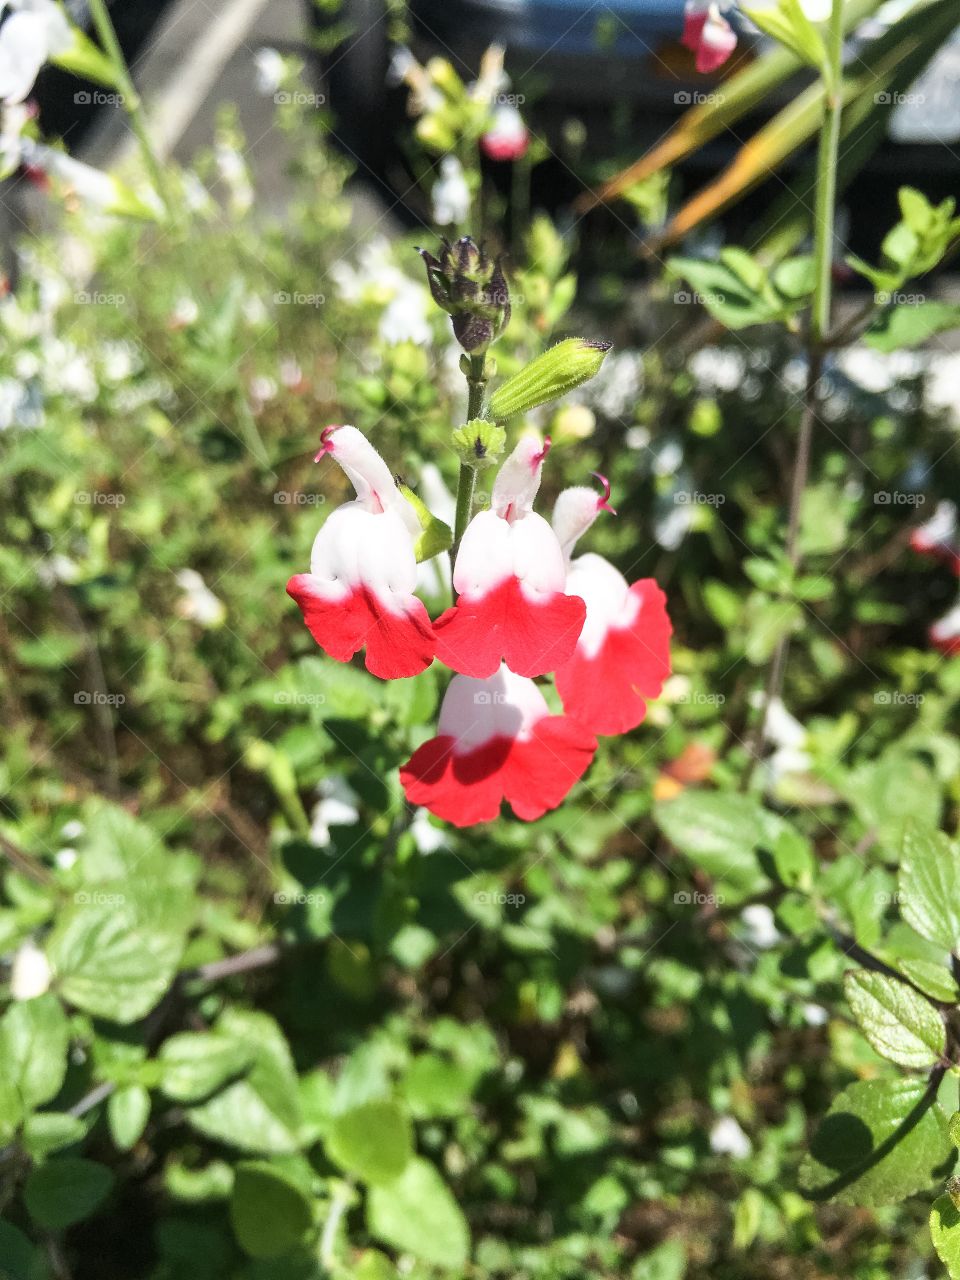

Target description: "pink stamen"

left=531, top=436, right=552, bottom=469
left=314, top=424, right=341, bottom=462
left=592, top=471, right=617, bottom=515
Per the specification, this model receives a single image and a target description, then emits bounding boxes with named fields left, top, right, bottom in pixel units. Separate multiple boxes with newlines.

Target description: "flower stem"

left=85, top=0, right=174, bottom=220
left=743, top=0, right=843, bottom=786
left=450, top=354, right=487, bottom=589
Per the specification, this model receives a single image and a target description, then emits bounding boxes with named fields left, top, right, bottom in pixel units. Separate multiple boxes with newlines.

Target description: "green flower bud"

left=451, top=419, right=506, bottom=469
left=419, top=237, right=511, bottom=354
left=488, top=338, right=612, bottom=421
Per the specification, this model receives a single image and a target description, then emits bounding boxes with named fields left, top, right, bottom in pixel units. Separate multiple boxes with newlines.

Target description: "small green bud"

left=488, top=338, right=612, bottom=421
left=948, top=1175, right=960, bottom=1211
left=398, top=483, right=453, bottom=562
left=451, top=419, right=506, bottom=469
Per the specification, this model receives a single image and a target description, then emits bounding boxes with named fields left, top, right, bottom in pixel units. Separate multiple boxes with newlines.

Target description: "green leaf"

left=108, top=1085, right=151, bottom=1151
left=327, top=1100, right=413, bottom=1185
left=667, top=257, right=777, bottom=330
left=741, top=0, right=827, bottom=71
left=632, top=1240, right=686, bottom=1280
left=799, top=1078, right=953, bottom=1205
left=24, top=1158, right=114, bottom=1230
left=229, top=1162, right=314, bottom=1259
left=843, top=970, right=946, bottom=1069
left=931, top=1194, right=960, bottom=1279
left=185, top=1012, right=302, bottom=1155
left=0, top=1219, right=45, bottom=1280
left=864, top=301, right=960, bottom=352
left=51, top=28, right=123, bottom=90
left=22, top=1112, right=88, bottom=1160
left=367, top=1157, right=469, bottom=1268
left=899, top=826, right=960, bottom=955
left=47, top=900, right=185, bottom=1024
left=769, top=828, right=816, bottom=891
left=654, top=791, right=772, bottom=896
left=0, top=994, right=69, bottom=1110
left=158, top=1032, right=253, bottom=1102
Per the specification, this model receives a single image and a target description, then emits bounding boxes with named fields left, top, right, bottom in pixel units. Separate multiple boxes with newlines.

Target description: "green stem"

left=449, top=354, right=487, bottom=591
left=743, top=0, right=843, bottom=787
left=86, top=0, right=174, bottom=220
left=810, top=0, right=845, bottom=345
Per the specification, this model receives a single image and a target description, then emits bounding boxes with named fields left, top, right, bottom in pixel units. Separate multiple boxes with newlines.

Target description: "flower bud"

left=452, top=418, right=506, bottom=469
left=397, top=483, right=453, bottom=562
left=488, top=338, right=612, bottom=420
left=419, top=237, right=511, bottom=354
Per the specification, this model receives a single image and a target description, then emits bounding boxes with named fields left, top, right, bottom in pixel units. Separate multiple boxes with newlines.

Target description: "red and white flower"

left=287, top=425, right=435, bottom=680
left=930, top=603, right=960, bottom=657
left=681, top=1, right=738, bottom=73
left=911, top=500, right=960, bottom=577
left=400, top=663, right=596, bottom=826
left=551, top=476, right=672, bottom=735
left=432, top=435, right=587, bottom=679
left=481, top=103, right=529, bottom=162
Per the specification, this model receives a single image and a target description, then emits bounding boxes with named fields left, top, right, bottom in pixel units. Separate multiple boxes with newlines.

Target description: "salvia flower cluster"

left=286, top=239, right=672, bottom=828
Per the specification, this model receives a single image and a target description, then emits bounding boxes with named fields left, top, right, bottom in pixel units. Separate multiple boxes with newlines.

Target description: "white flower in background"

left=926, top=351, right=960, bottom=422
left=411, top=806, right=446, bottom=853
left=46, top=339, right=97, bottom=402
left=0, top=376, right=22, bottom=428
left=759, top=695, right=811, bottom=788
left=387, top=44, right=442, bottom=114
left=279, top=357, right=304, bottom=389
left=468, top=43, right=509, bottom=105
left=249, top=374, right=277, bottom=407
left=55, top=847, right=78, bottom=869
left=710, top=1116, right=751, bottom=1158
left=169, top=295, right=199, bottom=329
left=242, top=292, right=268, bottom=328
left=309, top=776, right=360, bottom=848
left=803, top=1003, right=829, bottom=1027
left=0, top=99, right=27, bottom=174
left=331, top=237, right=433, bottom=346
left=60, top=819, right=84, bottom=841
left=0, top=0, right=72, bottom=105
left=36, top=553, right=78, bottom=585
left=740, top=903, right=781, bottom=950
left=431, top=154, right=471, bottom=227
left=9, top=939, right=52, bottom=999
left=654, top=501, right=695, bottom=551
left=175, top=569, right=225, bottom=627
left=652, top=439, right=684, bottom=478
left=100, top=341, right=138, bottom=383
left=215, top=141, right=252, bottom=214
left=253, top=46, right=285, bottom=96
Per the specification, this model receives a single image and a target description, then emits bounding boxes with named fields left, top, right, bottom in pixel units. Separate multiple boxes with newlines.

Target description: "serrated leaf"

left=327, top=1100, right=413, bottom=1185
left=654, top=791, right=773, bottom=897
left=158, top=1033, right=253, bottom=1102
left=899, top=826, right=960, bottom=954
left=0, top=994, right=69, bottom=1111
left=931, top=1194, right=960, bottom=1279
left=844, top=970, right=946, bottom=1069
left=800, top=1078, right=953, bottom=1205
left=367, top=1157, right=469, bottom=1268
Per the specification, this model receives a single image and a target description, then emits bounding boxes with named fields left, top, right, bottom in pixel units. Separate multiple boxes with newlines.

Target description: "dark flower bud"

left=418, top=237, right=511, bottom=354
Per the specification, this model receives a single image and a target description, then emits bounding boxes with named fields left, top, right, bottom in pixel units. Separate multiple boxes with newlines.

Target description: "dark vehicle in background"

left=314, top=0, right=960, bottom=262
